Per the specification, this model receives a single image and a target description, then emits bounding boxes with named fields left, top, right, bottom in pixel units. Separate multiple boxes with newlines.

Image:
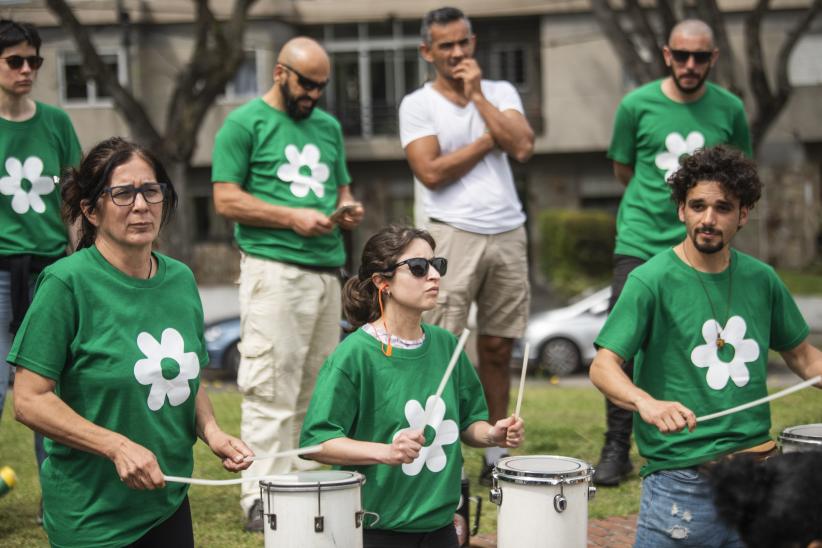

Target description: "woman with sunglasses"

left=301, top=225, right=524, bottom=547
left=0, top=20, right=82, bottom=504
left=9, top=137, right=253, bottom=547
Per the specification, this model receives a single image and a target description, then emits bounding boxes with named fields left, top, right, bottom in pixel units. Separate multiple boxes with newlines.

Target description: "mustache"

left=696, top=227, right=722, bottom=236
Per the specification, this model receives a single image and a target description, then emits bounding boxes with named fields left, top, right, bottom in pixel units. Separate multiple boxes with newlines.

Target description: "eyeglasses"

left=1, top=55, right=44, bottom=70
left=102, top=182, right=167, bottom=206
left=389, top=257, right=448, bottom=278
left=279, top=63, right=328, bottom=92
left=669, top=49, right=713, bottom=64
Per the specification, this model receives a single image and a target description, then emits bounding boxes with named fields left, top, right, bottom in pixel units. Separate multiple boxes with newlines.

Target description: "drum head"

left=779, top=424, right=822, bottom=445
left=260, top=470, right=364, bottom=492
left=494, top=455, right=593, bottom=485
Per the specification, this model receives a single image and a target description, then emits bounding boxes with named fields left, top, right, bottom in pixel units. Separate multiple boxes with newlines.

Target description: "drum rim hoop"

left=779, top=424, right=822, bottom=445
left=493, top=455, right=593, bottom=485
left=260, top=471, right=365, bottom=491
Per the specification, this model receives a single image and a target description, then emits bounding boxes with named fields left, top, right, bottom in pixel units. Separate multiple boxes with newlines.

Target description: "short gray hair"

left=420, top=7, right=472, bottom=46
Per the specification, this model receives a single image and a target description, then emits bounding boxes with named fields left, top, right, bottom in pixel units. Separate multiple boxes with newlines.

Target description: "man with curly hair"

left=589, top=145, right=822, bottom=547
left=596, top=19, right=753, bottom=487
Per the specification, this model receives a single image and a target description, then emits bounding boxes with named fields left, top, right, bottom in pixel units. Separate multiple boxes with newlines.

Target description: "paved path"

left=469, top=514, right=638, bottom=547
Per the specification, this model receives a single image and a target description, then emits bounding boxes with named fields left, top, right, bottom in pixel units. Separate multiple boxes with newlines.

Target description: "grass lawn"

left=1, top=380, right=820, bottom=547
left=777, top=268, right=822, bottom=296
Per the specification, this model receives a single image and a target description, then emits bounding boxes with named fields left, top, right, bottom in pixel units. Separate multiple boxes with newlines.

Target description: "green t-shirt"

left=595, top=248, right=808, bottom=476
left=300, top=324, right=488, bottom=533
left=8, top=246, right=208, bottom=548
left=608, top=81, right=752, bottom=260
left=0, top=102, right=82, bottom=257
left=212, top=98, right=351, bottom=267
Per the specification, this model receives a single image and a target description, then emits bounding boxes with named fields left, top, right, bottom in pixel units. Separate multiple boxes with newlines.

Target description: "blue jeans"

left=634, top=467, right=744, bottom=548
left=0, top=270, right=46, bottom=468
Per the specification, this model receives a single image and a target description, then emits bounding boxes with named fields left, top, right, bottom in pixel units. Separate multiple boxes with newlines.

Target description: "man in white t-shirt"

left=399, top=6, right=535, bottom=484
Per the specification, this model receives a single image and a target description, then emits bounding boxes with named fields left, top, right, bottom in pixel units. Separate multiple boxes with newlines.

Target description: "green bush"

left=538, top=209, right=615, bottom=295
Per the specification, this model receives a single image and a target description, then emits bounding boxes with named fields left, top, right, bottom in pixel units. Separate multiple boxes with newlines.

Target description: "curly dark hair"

left=669, top=145, right=761, bottom=209
left=342, top=225, right=436, bottom=328
left=710, top=451, right=822, bottom=548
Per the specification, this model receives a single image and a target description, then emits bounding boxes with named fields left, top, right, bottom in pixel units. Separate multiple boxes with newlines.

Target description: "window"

left=309, top=22, right=426, bottom=137
left=59, top=50, right=126, bottom=107
left=221, top=50, right=259, bottom=101
left=489, top=45, right=529, bottom=91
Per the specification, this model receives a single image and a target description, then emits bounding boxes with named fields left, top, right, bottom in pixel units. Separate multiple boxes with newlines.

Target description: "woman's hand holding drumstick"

left=383, top=430, right=424, bottom=465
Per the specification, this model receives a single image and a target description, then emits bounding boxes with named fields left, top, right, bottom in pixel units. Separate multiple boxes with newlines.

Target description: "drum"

left=490, top=455, right=595, bottom=548
left=259, top=470, right=378, bottom=548
left=778, top=424, right=822, bottom=453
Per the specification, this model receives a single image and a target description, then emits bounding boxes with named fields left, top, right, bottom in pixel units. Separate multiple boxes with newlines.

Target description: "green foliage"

left=776, top=267, right=822, bottom=296
left=2, top=381, right=820, bottom=545
left=538, top=209, right=616, bottom=296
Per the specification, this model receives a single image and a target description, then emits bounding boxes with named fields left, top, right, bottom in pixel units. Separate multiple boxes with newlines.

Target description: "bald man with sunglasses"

left=595, top=19, right=752, bottom=487
left=212, top=36, right=364, bottom=532
left=0, top=19, right=81, bottom=516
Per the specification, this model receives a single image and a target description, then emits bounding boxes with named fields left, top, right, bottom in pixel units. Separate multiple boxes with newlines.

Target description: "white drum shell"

left=779, top=423, right=822, bottom=453
left=494, top=456, right=593, bottom=548
left=260, top=471, right=365, bottom=548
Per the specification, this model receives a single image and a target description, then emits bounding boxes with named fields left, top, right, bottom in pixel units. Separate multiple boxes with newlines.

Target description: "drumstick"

left=163, top=473, right=294, bottom=486
left=696, top=375, right=821, bottom=423
left=514, top=343, right=530, bottom=418
left=243, top=445, right=322, bottom=462
left=421, top=329, right=471, bottom=427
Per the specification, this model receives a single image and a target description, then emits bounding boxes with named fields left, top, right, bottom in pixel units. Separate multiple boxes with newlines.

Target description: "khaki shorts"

left=423, top=222, right=529, bottom=339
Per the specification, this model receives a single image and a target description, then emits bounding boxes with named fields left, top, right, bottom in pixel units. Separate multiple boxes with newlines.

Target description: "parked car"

left=512, top=287, right=611, bottom=376
left=204, top=316, right=352, bottom=381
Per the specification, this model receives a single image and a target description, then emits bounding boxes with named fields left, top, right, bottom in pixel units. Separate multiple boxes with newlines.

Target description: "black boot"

left=594, top=399, right=633, bottom=486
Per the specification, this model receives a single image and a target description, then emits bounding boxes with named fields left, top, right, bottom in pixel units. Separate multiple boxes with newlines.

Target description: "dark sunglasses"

left=1, top=55, right=44, bottom=70
left=279, top=63, right=328, bottom=92
left=101, top=182, right=167, bottom=206
left=669, top=49, right=713, bottom=64
left=389, top=257, right=447, bottom=278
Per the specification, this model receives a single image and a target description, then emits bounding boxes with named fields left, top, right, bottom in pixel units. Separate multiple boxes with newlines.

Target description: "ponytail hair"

left=342, top=225, right=436, bottom=328
left=61, top=137, right=177, bottom=250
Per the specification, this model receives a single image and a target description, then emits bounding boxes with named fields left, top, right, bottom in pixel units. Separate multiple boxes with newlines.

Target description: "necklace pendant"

left=716, top=338, right=725, bottom=348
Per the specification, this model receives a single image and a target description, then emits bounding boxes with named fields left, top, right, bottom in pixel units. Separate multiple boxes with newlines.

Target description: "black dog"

left=710, top=451, right=822, bottom=548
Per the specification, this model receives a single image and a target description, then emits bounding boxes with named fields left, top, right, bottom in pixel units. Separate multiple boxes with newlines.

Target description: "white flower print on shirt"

left=393, top=396, right=459, bottom=476
left=0, top=156, right=55, bottom=214
left=691, top=316, right=760, bottom=390
left=133, top=328, right=200, bottom=411
left=276, top=144, right=330, bottom=198
left=655, top=131, right=705, bottom=182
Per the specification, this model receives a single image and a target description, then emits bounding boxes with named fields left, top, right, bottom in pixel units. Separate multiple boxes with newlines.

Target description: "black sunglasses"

left=389, top=257, right=447, bottom=278
left=101, top=182, right=167, bottom=206
left=669, top=49, right=712, bottom=64
left=279, top=63, right=328, bottom=92
left=1, top=55, right=44, bottom=70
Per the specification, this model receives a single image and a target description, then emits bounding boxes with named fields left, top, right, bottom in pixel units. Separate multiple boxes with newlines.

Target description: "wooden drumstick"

left=244, top=444, right=322, bottom=462
left=421, top=329, right=471, bottom=427
left=696, top=375, right=821, bottom=423
left=514, top=343, right=530, bottom=419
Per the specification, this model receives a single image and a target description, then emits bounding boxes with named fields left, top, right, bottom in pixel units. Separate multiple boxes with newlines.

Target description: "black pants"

left=603, top=254, right=646, bottom=447
left=128, top=497, right=194, bottom=548
left=364, top=524, right=459, bottom=548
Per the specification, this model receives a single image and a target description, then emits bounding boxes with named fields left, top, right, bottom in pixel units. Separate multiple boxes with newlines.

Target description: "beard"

left=692, top=228, right=725, bottom=254
left=670, top=64, right=711, bottom=95
left=280, top=81, right=317, bottom=121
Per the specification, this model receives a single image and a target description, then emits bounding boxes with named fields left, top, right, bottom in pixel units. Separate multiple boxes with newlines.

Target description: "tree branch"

left=625, top=0, right=666, bottom=76
left=590, top=0, right=656, bottom=84
left=698, top=0, right=741, bottom=96
left=44, top=0, right=164, bottom=153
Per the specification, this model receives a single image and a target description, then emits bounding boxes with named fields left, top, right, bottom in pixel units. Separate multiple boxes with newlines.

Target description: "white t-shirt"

left=399, top=80, right=527, bottom=235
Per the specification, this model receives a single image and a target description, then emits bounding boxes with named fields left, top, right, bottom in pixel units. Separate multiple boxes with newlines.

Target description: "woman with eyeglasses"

left=9, top=137, right=253, bottom=547
left=301, top=225, right=524, bottom=547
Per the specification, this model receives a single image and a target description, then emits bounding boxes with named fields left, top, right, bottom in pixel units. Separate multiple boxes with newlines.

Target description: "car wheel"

left=538, top=338, right=581, bottom=376
left=223, top=341, right=241, bottom=381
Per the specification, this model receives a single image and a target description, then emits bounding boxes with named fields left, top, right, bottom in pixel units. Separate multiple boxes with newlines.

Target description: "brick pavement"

left=469, top=514, right=638, bottom=548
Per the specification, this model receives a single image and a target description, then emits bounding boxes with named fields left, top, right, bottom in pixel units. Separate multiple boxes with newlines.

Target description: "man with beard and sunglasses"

left=212, top=36, right=364, bottom=532
left=595, top=19, right=753, bottom=487
left=590, top=145, right=822, bottom=548
left=0, top=19, right=81, bottom=524
left=399, top=6, right=534, bottom=487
